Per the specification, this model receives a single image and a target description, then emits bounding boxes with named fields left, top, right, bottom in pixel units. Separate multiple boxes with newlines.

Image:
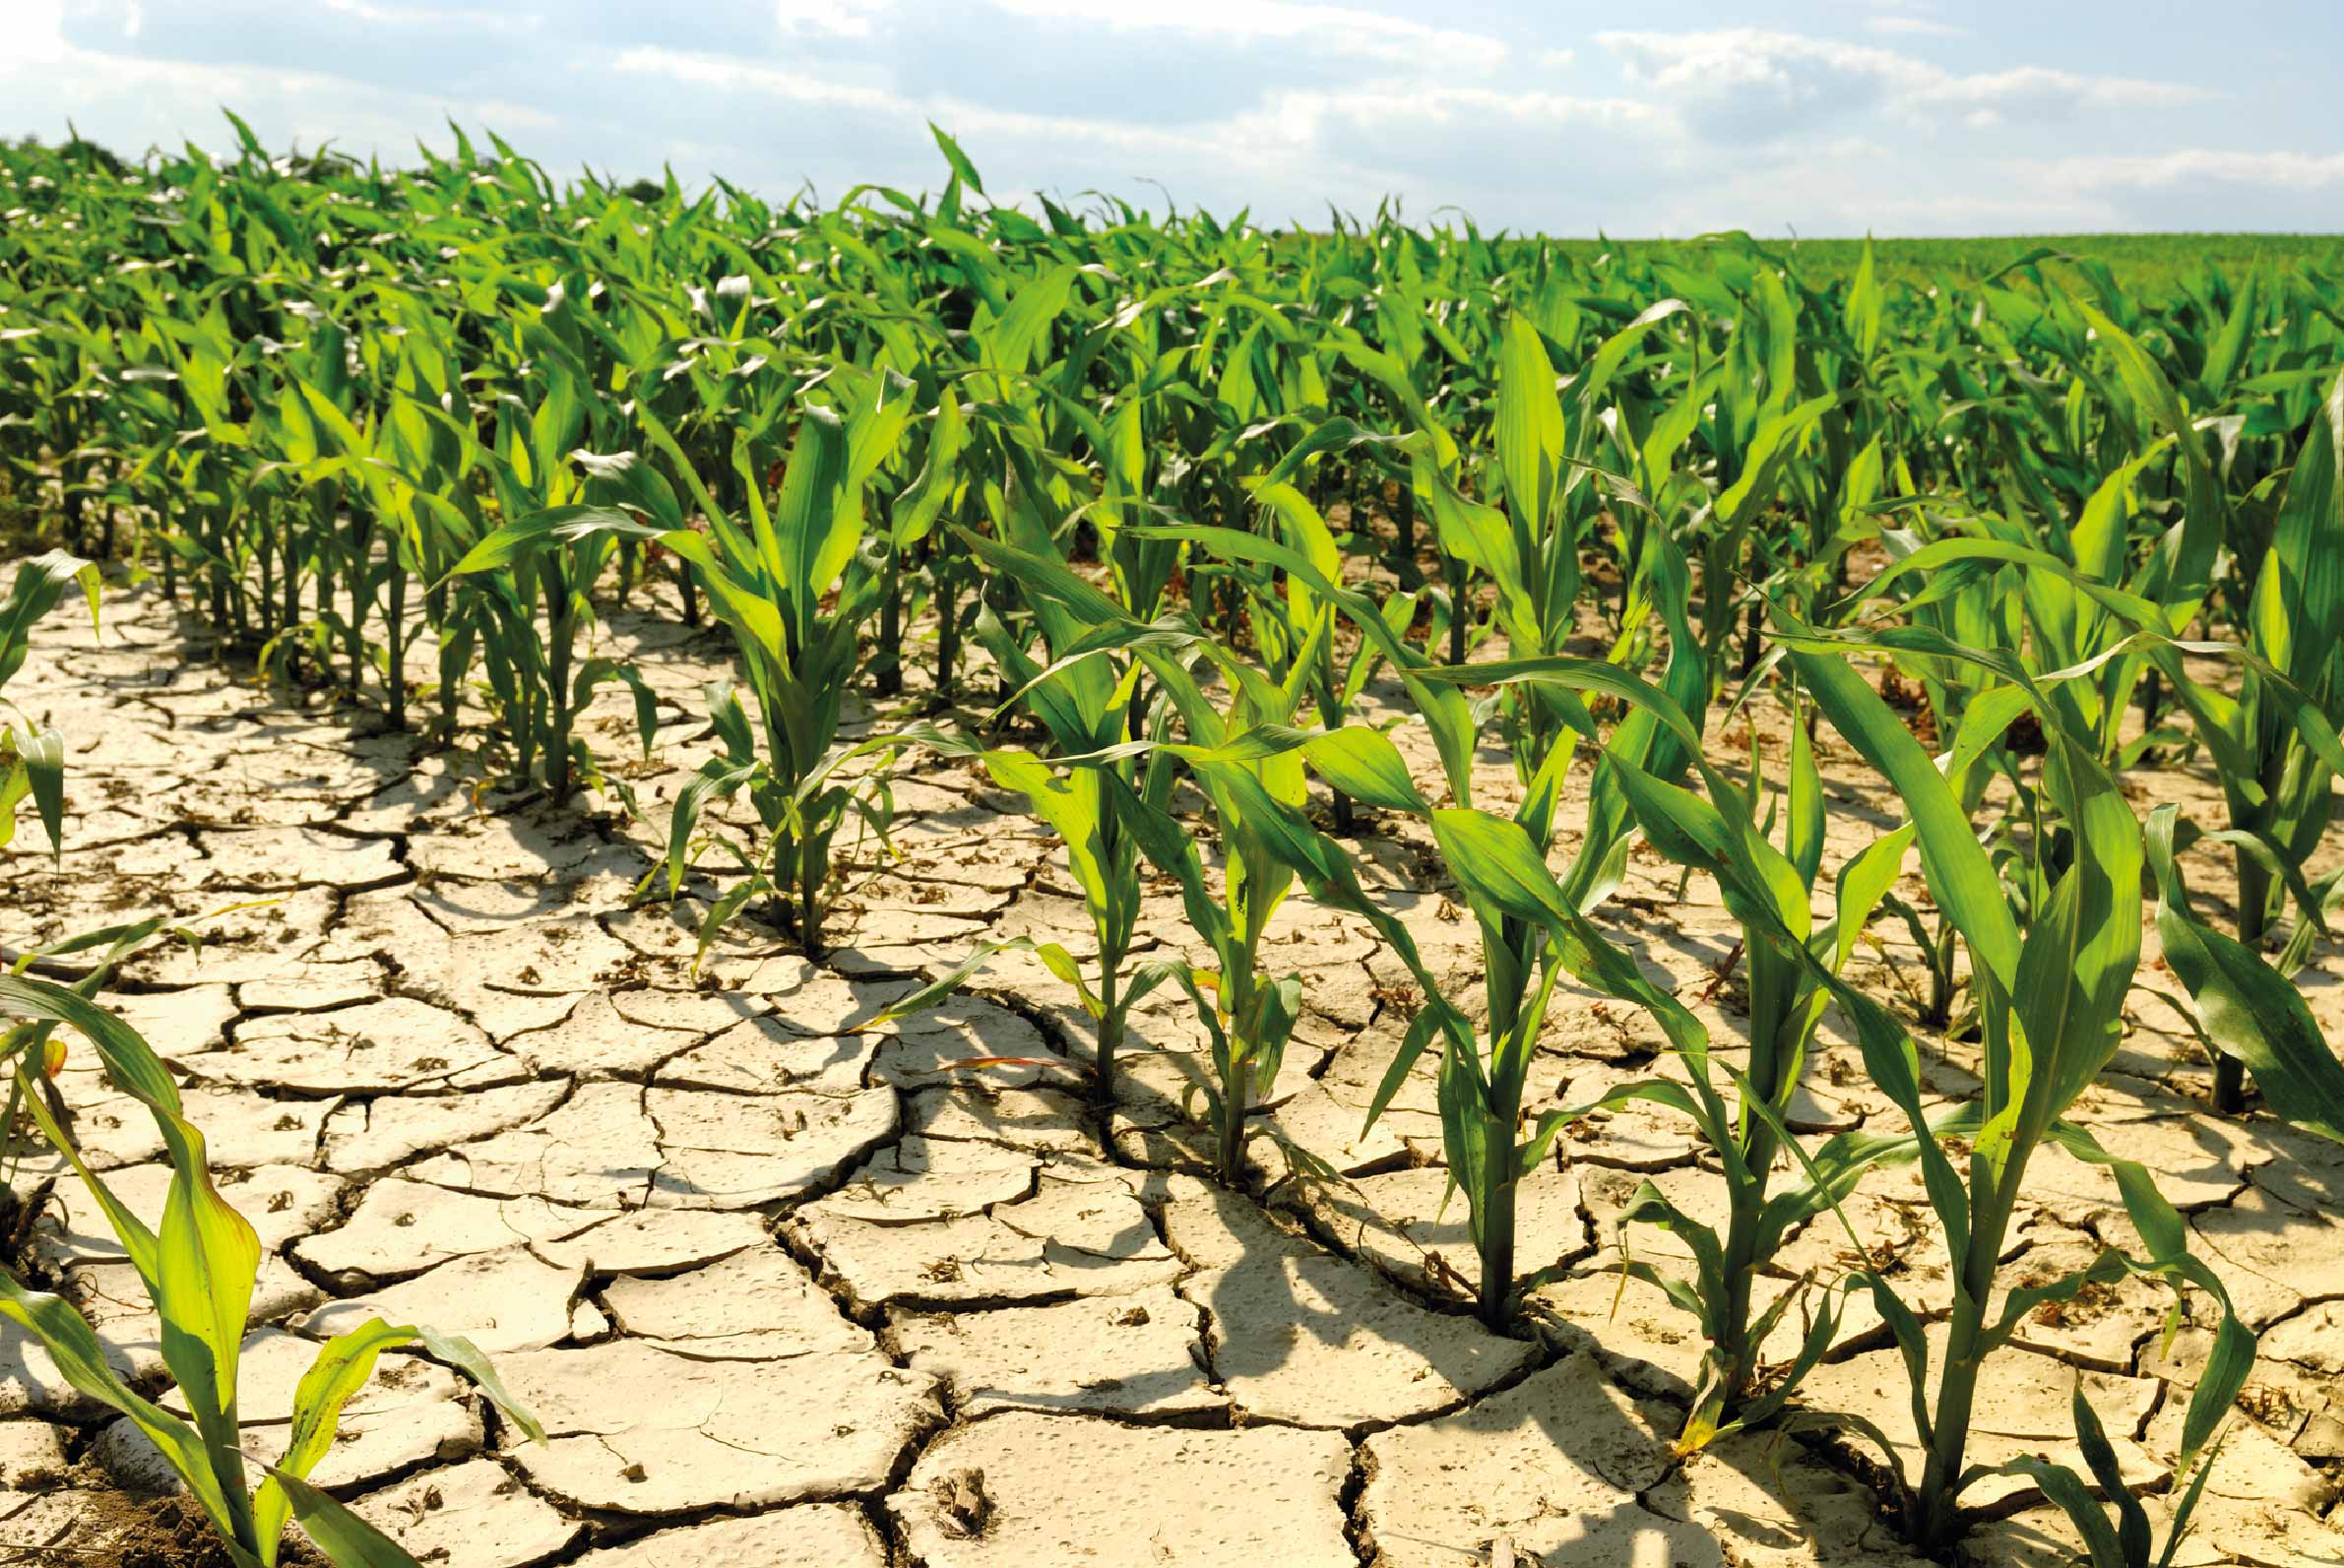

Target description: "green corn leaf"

left=252, top=1318, right=416, bottom=1551
left=892, top=388, right=964, bottom=548
left=1299, top=727, right=1425, bottom=813
left=0, top=753, right=30, bottom=850
left=2079, top=303, right=2224, bottom=613
left=1520, top=1076, right=1730, bottom=1177
left=2146, top=806, right=2344, bottom=1144
left=443, top=504, right=659, bottom=581
left=1785, top=704, right=1824, bottom=892
left=0, top=1276, right=247, bottom=1544
left=152, top=1121, right=264, bottom=1548
left=773, top=402, right=852, bottom=630
left=264, top=1469, right=425, bottom=1568
left=1825, top=824, right=1916, bottom=973
left=1997, top=1453, right=2130, bottom=1568
left=2256, top=365, right=2344, bottom=694
left=2046, top=1121, right=2255, bottom=1471
left=1495, top=311, right=1564, bottom=537
left=408, top=1325, right=543, bottom=1444
left=2159, top=1427, right=2232, bottom=1568
left=1748, top=1107, right=1975, bottom=1261
left=1718, top=393, right=1837, bottom=528
left=927, top=122, right=984, bottom=191
left=1428, top=809, right=1571, bottom=928
left=1994, top=748, right=2140, bottom=1174
left=0, top=972, right=187, bottom=1145
left=661, top=757, right=758, bottom=897
left=2072, top=1382, right=2154, bottom=1568
left=983, top=749, right=1114, bottom=929
left=19, top=725, right=64, bottom=861
left=1788, top=648, right=2021, bottom=993
left=1845, top=237, right=1881, bottom=361
left=1615, top=1181, right=1726, bottom=1318
left=0, top=550, right=98, bottom=688
left=1602, top=751, right=1973, bottom=1277
left=569, top=658, right=659, bottom=758
left=874, top=935, right=1103, bottom=1024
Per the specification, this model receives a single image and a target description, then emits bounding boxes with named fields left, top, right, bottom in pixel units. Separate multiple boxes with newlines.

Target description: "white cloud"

left=319, top=0, right=538, bottom=27
left=1, top=1, right=2326, bottom=237
left=774, top=0, right=887, bottom=38
left=753, top=0, right=1516, bottom=73
left=1603, top=29, right=1921, bottom=94
left=2032, top=149, right=2344, bottom=230
left=1926, top=64, right=2207, bottom=115
left=1597, top=27, right=2208, bottom=142
left=0, top=22, right=559, bottom=157
left=986, top=0, right=1513, bottom=73
left=1865, top=15, right=1965, bottom=38
left=613, top=46, right=902, bottom=115
left=2049, top=149, right=2344, bottom=191
left=13, top=0, right=68, bottom=63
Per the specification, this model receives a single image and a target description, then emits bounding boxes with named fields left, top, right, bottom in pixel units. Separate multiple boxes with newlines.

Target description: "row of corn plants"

left=2, top=194, right=541, bottom=1554
left=0, top=568, right=538, bottom=1566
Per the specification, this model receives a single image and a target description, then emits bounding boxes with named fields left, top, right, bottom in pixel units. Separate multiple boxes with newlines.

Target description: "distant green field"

left=1548, top=233, right=2344, bottom=297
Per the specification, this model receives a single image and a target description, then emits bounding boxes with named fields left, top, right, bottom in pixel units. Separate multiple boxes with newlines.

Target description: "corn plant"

left=974, top=521, right=1453, bottom=1178
left=1535, top=688, right=1923, bottom=1444
left=0, top=549, right=95, bottom=855
left=460, top=366, right=923, bottom=954
left=0, top=973, right=543, bottom=1568
left=1407, top=307, right=1684, bottom=776
left=1778, top=632, right=2253, bottom=1552
left=444, top=359, right=661, bottom=798
left=1381, top=659, right=1927, bottom=1398
left=1142, top=522, right=1757, bottom=1341
left=880, top=509, right=1182, bottom=1098
left=1857, top=358, right=2344, bottom=1116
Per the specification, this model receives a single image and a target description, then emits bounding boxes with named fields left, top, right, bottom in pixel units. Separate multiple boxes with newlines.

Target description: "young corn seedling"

left=0, top=550, right=96, bottom=856
left=1399, top=652, right=1927, bottom=1395
left=879, top=728, right=1177, bottom=1098
left=1856, top=360, right=2344, bottom=1117
left=461, top=365, right=921, bottom=955
left=1231, top=477, right=1416, bottom=833
left=0, top=973, right=543, bottom=1568
left=979, top=521, right=1444, bottom=1180
left=440, top=354, right=659, bottom=799
left=1408, top=307, right=1681, bottom=786
left=880, top=503, right=1180, bottom=1099
left=1781, top=630, right=2254, bottom=1552
left=1105, top=631, right=1346, bottom=1181
left=1538, top=683, right=1921, bottom=1445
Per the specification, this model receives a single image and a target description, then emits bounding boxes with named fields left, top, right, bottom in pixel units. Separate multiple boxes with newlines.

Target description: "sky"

left=5, top=0, right=2341, bottom=236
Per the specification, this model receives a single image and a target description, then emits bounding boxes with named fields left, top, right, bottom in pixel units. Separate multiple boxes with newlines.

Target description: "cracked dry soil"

left=0, top=582, right=2340, bottom=1568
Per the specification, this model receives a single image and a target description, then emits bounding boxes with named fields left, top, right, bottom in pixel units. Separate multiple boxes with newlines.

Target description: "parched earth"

left=1, top=583, right=2341, bottom=1567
